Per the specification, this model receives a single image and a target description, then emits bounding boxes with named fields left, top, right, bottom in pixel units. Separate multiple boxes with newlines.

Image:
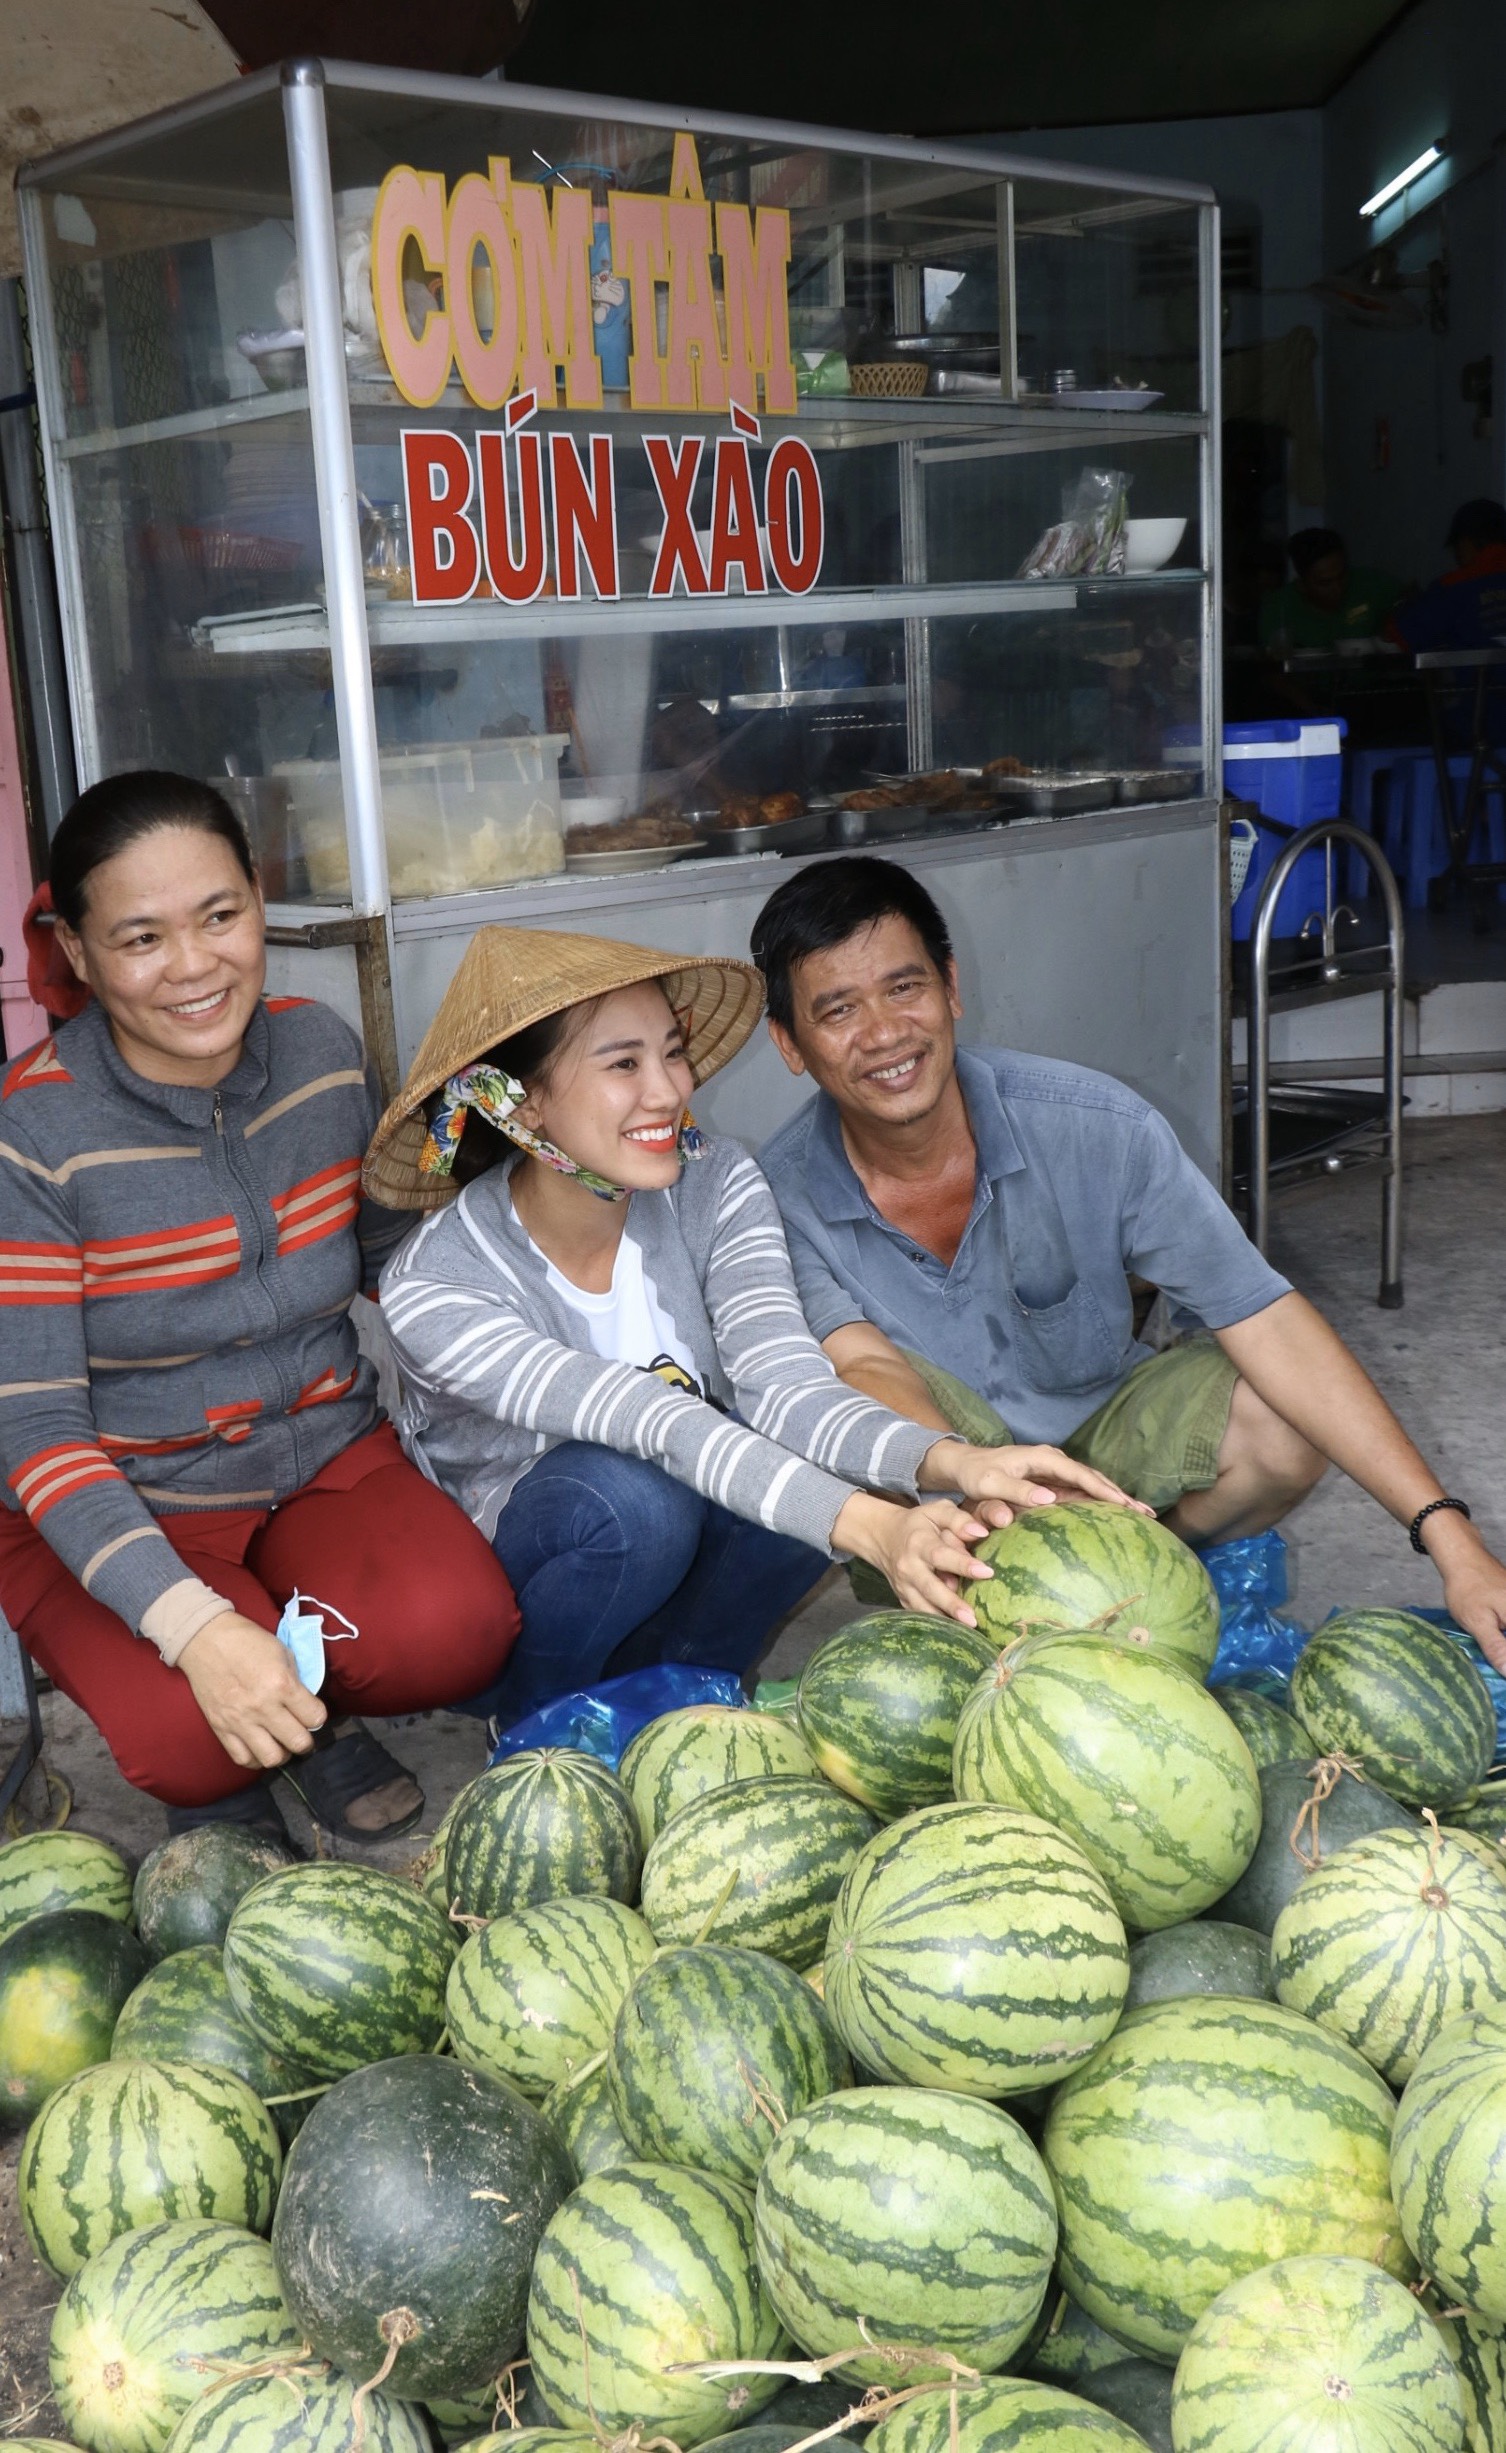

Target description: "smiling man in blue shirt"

left=752, top=856, right=1506, bottom=1666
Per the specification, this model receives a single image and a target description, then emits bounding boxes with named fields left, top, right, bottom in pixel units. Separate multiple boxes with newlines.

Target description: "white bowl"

left=1124, top=516, right=1188, bottom=573
left=561, top=792, right=627, bottom=829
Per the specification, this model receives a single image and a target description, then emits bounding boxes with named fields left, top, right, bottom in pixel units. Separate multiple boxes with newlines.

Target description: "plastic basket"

left=1228, top=815, right=1258, bottom=903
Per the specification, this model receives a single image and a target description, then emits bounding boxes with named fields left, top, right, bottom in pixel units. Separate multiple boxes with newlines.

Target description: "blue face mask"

left=273, top=1590, right=358, bottom=1693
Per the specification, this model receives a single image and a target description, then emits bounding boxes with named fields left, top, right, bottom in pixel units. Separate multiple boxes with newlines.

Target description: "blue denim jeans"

left=480, top=1442, right=828, bottom=1726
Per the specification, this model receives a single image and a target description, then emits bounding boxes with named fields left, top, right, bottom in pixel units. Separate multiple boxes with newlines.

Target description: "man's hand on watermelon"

left=921, top=1440, right=1156, bottom=1523
left=1197, top=1293, right=1506, bottom=1673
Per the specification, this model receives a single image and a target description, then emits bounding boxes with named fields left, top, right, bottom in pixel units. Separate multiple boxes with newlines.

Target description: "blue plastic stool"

left=1380, top=755, right=1506, bottom=907
left=1343, top=747, right=1424, bottom=900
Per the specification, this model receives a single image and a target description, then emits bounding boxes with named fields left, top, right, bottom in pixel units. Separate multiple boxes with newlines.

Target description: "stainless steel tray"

left=829, top=802, right=930, bottom=845
left=987, top=772, right=1118, bottom=816
left=698, top=811, right=831, bottom=857
left=1112, top=768, right=1199, bottom=805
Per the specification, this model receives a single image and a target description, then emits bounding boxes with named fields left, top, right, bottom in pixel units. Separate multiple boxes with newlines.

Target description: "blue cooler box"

left=1223, top=719, right=1347, bottom=940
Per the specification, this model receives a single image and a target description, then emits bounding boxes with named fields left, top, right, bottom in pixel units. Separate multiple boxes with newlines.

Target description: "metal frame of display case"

left=19, top=61, right=1224, bottom=1161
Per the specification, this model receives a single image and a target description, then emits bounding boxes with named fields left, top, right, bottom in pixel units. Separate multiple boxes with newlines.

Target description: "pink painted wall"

left=0, top=602, right=44, bottom=1061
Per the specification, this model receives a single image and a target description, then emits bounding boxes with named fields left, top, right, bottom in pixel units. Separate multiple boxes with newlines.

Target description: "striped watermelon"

left=441, top=2436, right=597, bottom=2453
left=447, top=1896, right=656, bottom=2099
left=1291, top=1609, right=1495, bottom=1808
left=132, top=1830, right=293, bottom=1962
left=111, top=1946, right=322, bottom=2148
left=4, top=2442, right=82, bottom=2450
left=413, top=1783, right=475, bottom=1912
left=1027, top=2292, right=1138, bottom=2384
left=1216, top=1756, right=1416, bottom=1935
left=795, top=1615, right=998, bottom=1818
left=0, top=1829, right=134, bottom=1947
left=754, top=2085, right=1057, bottom=2386
left=608, top=1943, right=851, bottom=2184
left=1041, top=1996, right=1413, bottom=2360
left=1210, top=1687, right=1309, bottom=1772
left=272, top=2054, right=572, bottom=2398
left=21, top=2060, right=282, bottom=2280
left=620, top=1708, right=818, bottom=1847
left=1123, top=1921, right=1271, bottom=2013
left=953, top=1635, right=1260, bottom=1931
left=1448, top=1776, right=1506, bottom=1849
left=1392, top=2008, right=1506, bottom=2320
left=1437, top=2311, right=1506, bottom=2453
left=867, top=2379, right=1147, bottom=2453
left=161, top=2369, right=431, bottom=2452
left=444, top=1751, right=641, bottom=1920
left=527, top=2161, right=787, bottom=2445
left=640, top=1778, right=879, bottom=1969
left=0, top=1909, right=150, bottom=2119
left=1170, top=2254, right=1464, bottom=2453
left=223, top=1863, right=454, bottom=2078
left=962, top=1503, right=1219, bottom=1677
left=1271, top=1823, right=1506, bottom=2084
left=541, top=2055, right=635, bottom=2179
left=822, top=1801, right=1127, bottom=2097
left=50, top=2218, right=302, bottom=2453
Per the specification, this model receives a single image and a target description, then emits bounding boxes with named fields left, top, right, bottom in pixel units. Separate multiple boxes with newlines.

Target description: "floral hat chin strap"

left=417, top=1060, right=707, bottom=1205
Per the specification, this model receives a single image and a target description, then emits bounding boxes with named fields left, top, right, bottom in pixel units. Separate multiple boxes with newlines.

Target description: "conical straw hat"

left=363, top=924, right=764, bottom=1210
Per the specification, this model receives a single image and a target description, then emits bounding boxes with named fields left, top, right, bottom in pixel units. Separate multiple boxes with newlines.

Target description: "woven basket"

left=850, top=361, right=930, bottom=399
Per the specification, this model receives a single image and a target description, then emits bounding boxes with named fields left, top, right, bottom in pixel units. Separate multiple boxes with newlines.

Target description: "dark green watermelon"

left=752, top=2383, right=873, bottom=2442
left=0, top=1909, right=150, bottom=2120
left=272, top=2053, right=574, bottom=2398
left=1125, top=1922, right=1272, bottom=2014
left=1080, top=2359, right=1174, bottom=2452
left=132, top=1826, right=294, bottom=1959
left=1446, top=1775, right=1506, bottom=1847
left=1214, top=1756, right=1416, bottom=1934
left=705, top=2432, right=865, bottom=2453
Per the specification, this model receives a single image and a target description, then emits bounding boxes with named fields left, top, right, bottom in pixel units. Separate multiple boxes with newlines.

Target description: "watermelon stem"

left=689, top=1871, right=739, bottom=1947
left=1288, top=1753, right=1369, bottom=1870
left=260, top=2082, right=333, bottom=2107
left=668, top=2333, right=983, bottom=2453
left=350, top=2306, right=421, bottom=2452
left=737, top=2058, right=788, bottom=2133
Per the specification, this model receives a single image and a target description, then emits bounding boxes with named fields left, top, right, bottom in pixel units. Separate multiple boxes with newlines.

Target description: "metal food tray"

left=829, top=802, right=930, bottom=846
left=924, top=798, right=1009, bottom=832
left=1112, top=768, right=1199, bottom=806
left=698, top=811, right=831, bottom=857
left=987, top=772, right=1118, bottom=816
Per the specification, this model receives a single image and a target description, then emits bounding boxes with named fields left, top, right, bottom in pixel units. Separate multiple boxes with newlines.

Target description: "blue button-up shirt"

left=759, top=1047, right=1290, bottom=1445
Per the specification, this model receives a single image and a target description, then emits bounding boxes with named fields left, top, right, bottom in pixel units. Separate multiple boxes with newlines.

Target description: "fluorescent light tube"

left=1361, top=145, right=1444, bottom=217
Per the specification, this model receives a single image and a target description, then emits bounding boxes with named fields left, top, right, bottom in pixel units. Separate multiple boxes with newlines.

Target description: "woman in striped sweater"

left=0, top=773, right=517, bottom=1843
left=366, top=926, right=1145, bottom=1725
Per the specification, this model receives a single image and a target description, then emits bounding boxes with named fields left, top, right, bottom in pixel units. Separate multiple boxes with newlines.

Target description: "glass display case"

left=19, top=65, right=1225, bottom=1174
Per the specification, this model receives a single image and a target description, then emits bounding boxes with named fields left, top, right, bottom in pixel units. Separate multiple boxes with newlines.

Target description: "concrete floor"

left=2, top=1109, right=1501, bottom=1870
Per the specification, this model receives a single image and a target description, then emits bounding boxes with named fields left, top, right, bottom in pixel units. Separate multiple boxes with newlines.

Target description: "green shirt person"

left=1259, top=527, right=1403, bottom=653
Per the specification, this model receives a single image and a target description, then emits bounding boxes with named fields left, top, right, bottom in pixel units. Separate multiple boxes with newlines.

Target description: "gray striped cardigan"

left=378, top=1138, right=942, bottom=1552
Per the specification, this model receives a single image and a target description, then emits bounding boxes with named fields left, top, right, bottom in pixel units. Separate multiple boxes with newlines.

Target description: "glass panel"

left=1013, top=188, right=1205, bottom=414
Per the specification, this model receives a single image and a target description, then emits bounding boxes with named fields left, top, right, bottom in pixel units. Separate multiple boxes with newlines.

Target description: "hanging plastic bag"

left=1201, top=1530, right=1310, bottom=1695
left=486, top=1664, right=746, bottom=1770
left=1017, top=466, right=1130, bottom=579
left=272, top=1590, right=358, bottom=1694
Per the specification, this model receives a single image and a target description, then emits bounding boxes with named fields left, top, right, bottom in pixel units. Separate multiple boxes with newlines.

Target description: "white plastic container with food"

left=274, top=734, right=569, bottom=899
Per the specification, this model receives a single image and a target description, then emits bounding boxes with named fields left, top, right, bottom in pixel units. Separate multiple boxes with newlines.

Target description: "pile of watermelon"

left=8, top=1500, right=1506, bottom=2453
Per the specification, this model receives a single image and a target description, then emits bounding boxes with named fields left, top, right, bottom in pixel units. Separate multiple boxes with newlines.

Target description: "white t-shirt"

left=535, top=1228, right=705, bottom=1397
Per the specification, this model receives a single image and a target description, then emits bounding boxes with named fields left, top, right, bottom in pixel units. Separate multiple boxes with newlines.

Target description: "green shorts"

left=905, top=1338, right=1237, bottom=1515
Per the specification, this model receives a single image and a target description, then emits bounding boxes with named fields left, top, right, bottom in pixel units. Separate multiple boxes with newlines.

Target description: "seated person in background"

left=752, top=856, right=1506, bottom=1667
left=1391, top=497, right=1506, bottom=655
left=1259, top=526, right=1402, bottom=654
left=0, top=774, right=519, bottom=1846
left=365, top=927, right=1140, bottom=1729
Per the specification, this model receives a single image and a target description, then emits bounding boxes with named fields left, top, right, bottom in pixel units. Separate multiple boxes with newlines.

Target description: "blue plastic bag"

left=486, top=1665, right=746, bottom=1770
left=1201, top=1530, right=1311, bottom=1695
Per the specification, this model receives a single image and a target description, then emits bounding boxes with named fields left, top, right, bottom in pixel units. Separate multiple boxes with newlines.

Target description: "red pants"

left=0, top=1424, right=520, bottom=1807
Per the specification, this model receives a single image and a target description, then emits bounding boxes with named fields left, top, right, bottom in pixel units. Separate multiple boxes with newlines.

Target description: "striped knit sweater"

left=0, top=996, right=406, bottom=1639
left=379, top=1139, right=942, bottom=1553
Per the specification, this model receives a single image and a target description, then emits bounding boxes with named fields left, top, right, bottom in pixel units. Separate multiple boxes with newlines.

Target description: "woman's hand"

left=833, top=1492, right=995, bottom=1628
left=919, top=1438, right=1153, bottom=1527
left=177, top=1612, right=327, bottom=1770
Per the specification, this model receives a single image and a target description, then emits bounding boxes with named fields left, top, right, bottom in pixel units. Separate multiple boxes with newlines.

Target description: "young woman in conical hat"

left=366, top=924, right=1144, bottom=1725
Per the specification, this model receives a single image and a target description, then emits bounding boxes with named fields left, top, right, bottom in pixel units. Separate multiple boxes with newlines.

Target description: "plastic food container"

left=274, top=735, right=569, bottom=899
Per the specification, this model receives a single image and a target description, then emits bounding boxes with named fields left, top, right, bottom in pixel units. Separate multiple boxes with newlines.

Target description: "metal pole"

left=1248, top=819, right=1405, bottom=1306
left=280, top=61, right=390, bottom=924
left=0, top=280, right=75, bottom=835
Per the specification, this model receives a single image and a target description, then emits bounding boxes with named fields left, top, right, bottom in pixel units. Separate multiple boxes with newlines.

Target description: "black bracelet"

left=1410, top=1496, right=1472, bottom=1553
